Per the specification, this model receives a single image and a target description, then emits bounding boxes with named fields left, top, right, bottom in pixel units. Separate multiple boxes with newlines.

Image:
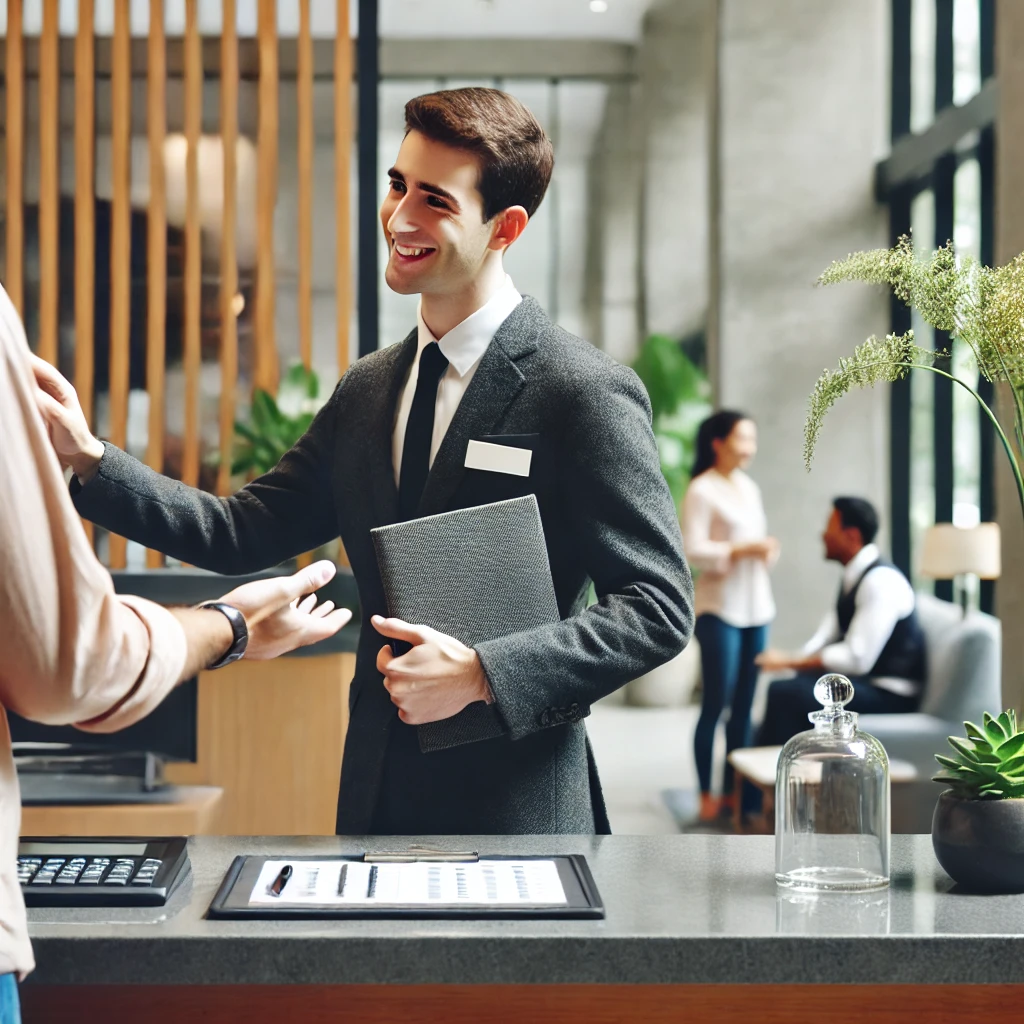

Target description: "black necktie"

left=398, top=342, right=450, bottom=521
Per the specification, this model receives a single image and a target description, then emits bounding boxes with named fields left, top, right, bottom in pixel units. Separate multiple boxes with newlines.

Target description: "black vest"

left=837, top=558, right=927, bottom=682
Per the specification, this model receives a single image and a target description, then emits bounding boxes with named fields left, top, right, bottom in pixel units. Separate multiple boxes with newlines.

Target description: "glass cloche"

left=775, top=674, right=890, bottom=892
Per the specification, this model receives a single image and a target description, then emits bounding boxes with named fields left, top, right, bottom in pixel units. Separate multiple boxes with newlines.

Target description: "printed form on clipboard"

left=249, top=859, right=568, bottom=907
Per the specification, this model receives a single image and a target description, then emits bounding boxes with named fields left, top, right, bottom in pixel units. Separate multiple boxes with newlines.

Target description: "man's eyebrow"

left=387, top=167, right=461, bottom=211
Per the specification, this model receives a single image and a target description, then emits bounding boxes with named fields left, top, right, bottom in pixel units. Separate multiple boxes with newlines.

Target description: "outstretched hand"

left=372, top=616, right=492, bottom=725
left=220, top=561, right=352, bottom=660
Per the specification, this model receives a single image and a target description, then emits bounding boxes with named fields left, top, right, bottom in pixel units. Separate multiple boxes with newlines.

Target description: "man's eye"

left=427, top=196, right=449, bottom=210
left=389, top=180, right=405, bottom=193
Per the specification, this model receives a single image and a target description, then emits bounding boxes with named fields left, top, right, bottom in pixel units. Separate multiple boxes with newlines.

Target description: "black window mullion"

left=357, top=0, right=380, bottom=357
left=978, top=0, right=996, bottom=613
left=890, top=0, right=913, bottom=575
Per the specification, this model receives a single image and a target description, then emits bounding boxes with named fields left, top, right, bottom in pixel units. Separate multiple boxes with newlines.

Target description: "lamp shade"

left=918, top=523, right=1001, bottom=580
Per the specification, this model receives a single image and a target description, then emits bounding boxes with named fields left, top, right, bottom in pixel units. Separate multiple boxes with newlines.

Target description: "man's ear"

left=488, top=206, right=529, bottom=252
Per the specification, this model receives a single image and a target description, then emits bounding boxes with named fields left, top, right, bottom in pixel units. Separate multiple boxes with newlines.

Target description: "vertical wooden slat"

left=298, top=0, right=314, bottom=372
left=335, top=0, right=352, bottom=378
left=5, top=0, right=24, bottom=315
left=217, top=0, right=239, bottom=497
left=145, top=0, right=168, bottom=568
left=75, top=0, right=97, bottom=549
left=75, top=0, right=96, bottom=427
left=255, top=0, right=279, bottom=394
left=108, top=0, right=132, bottom=569
left=38, top=0, right=60, bottom=365
left=182, top=0, right=203, bottom=489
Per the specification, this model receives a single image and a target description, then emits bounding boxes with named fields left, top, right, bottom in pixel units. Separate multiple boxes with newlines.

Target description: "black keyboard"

left=18, top=837, right=190, bottom=906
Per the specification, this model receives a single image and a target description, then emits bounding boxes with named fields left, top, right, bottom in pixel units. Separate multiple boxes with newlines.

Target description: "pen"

left=268, top=864, right=292, bottom=897
left=337, top=863, right=348, bottom=898
left=366, top=865, right=378, bottom=900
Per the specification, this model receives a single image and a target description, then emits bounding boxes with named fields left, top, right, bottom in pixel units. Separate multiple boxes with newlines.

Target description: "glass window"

left=953, top=0, right=982, bottom=106
left=910, top=0, right=937, bottom=133
left=909, top=189, right=935, bottom=590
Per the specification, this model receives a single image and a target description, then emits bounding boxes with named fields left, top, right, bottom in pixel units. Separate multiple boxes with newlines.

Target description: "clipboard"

left=206, top=854, right=604, bottom=920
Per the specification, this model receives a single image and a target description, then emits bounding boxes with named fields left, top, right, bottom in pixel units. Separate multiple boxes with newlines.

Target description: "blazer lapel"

left=365, top=330, right=418, bottom=527
left=416, top=299, right=542, bottom=518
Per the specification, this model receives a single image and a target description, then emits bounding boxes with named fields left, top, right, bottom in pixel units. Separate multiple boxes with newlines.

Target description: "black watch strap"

left=198, top=601, right=249, bottom=669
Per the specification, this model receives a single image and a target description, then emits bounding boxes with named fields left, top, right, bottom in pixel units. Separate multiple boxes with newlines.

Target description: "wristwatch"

left=197, top=601, right=249, bottom=669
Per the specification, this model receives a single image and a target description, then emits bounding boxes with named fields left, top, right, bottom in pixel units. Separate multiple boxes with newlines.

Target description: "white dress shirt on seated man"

left=391, top=274, right=522, bottom=484
left=800, top=542, right=919, bottom=697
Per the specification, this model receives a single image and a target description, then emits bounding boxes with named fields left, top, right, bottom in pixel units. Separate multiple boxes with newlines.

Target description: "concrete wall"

left=714, top=0, right=890, bottom=648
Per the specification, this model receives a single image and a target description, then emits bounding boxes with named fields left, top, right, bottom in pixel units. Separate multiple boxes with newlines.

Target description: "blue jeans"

left=0, top=974, right=20, bottom=1024
left=693, top=614, right=769, bottom=794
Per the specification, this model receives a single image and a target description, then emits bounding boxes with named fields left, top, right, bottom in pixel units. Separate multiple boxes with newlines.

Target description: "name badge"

left=464, top=439, right=532, bottom=478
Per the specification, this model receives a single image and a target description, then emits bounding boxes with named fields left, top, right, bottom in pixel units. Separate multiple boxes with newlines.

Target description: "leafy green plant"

left=231, top=363, right=325, bottom=478
left=933, top=710, right=1024, bottom=799
left=804, top=236, right=1024, bottom=518
left=631, top=334, right=712, bottom=503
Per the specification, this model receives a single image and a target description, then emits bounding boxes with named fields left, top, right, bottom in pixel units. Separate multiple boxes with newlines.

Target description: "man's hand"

left=219, top=560, right=352, bottom=660
left=372, top=616, right=493, bottom=725
left=30, top=354, right=104, bottom=482
left=755, top=649, right=824, bottom=673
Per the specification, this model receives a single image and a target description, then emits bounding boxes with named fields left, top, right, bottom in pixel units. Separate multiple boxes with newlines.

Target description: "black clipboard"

left=206, top=854, right=604, bottom=920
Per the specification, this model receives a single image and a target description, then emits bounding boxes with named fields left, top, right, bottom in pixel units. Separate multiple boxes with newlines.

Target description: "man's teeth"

left=395, top=244, right=432, bottom=257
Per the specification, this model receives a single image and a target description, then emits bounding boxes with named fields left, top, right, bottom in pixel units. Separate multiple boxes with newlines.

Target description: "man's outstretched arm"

left=31, top=354, right=341, bottom=575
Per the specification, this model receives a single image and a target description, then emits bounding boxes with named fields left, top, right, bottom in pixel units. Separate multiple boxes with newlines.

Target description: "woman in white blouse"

left=681, top=411, right=778, bottom=822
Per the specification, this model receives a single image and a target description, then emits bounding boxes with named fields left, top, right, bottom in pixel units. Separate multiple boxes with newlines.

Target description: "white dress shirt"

left=680, top=468, right=776, bottom=629
left=392, top=276, right=522, bottom=485
left=801, top=543, right=919, bottom=696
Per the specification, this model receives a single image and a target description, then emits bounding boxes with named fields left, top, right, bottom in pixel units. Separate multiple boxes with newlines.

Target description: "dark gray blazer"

left=72, top=298, right=694, bottom=835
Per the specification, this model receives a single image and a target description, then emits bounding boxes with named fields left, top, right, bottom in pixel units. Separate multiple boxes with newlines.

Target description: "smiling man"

left=36, top=87, right=694, bottom=836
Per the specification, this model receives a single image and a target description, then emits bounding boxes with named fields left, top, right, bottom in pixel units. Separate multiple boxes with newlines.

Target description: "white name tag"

left=464, top=439, right=533, bottom=478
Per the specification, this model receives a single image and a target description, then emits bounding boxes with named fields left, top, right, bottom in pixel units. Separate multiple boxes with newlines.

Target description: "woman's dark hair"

left=691, top=410, right=750, bottom=478
left=832, top=496, right=880, bottom=545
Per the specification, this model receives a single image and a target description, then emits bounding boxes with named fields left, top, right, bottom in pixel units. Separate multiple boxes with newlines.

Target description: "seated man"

left=754, top=496, right=926, bottom=745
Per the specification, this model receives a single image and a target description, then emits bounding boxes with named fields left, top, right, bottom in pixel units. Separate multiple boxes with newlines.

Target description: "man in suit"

left=754, top=496, right=926, bottom=745
left=32, top=87, right=694, bottom=835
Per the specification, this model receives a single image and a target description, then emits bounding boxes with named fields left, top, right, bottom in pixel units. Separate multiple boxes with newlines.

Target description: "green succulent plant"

left=933, top=710, right=1024, bottom=799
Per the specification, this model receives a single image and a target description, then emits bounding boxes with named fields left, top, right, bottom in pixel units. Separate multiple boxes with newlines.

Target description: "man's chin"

left=384, top=263, right=426, bottom=296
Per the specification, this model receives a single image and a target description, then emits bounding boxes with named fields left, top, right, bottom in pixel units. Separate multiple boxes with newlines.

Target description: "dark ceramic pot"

left=932, top=790, right=1024, bottom=893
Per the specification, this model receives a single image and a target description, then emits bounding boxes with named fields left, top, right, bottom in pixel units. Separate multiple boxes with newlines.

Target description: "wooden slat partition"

left=146, top=0, right=168, bottom=568
left=336, top=0, right=352, bottom=378
left=298, top=0, right=314, bottom=371
left=217, top=0, right=240, bottom=497
left=182, top=0, right=203, bottom=489
left=5, top=0, right=24, bottom=315
left=255, top=0, right=279, bottom=395
left=108, top=0, right=132, bottom=569
left=38, top=0, right=60, bottom=366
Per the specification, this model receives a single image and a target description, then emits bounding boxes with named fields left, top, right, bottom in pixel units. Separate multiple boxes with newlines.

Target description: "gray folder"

left=371, top=495, right=560, bottom=752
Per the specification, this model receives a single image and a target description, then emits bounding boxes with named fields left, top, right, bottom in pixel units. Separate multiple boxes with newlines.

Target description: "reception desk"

left=21, top=833, right=1024, bottom=1023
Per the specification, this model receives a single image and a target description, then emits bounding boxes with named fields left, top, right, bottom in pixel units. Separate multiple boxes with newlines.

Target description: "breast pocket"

left=462, top=433, right=546, bottom=506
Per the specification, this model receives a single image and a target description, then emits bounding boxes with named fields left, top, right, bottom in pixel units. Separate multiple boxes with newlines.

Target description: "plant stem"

left=901, top=361, right=1024, bottom=519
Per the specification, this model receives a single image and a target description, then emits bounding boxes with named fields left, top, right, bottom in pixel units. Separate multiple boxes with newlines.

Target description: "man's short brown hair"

left=404, top=87, right=554, bottom=221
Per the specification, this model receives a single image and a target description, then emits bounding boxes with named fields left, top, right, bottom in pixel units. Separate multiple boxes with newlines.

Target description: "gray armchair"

left=859, top=592, right=1002, bottom=776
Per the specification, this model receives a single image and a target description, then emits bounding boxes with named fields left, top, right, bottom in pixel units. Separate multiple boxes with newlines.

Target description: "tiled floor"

left=586, top=702, right=700, bottom=834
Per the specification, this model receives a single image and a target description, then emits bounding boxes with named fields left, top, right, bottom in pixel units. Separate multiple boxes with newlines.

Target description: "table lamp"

left=918, top=522, right=1001, bottom=614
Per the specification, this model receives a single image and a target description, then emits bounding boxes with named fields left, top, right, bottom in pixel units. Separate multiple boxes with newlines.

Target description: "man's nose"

left=386, top=195, right=417, bottom=236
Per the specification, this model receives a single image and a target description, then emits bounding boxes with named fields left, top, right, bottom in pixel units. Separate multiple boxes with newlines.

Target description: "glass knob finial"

left=814, top=673, right=854, bottom=708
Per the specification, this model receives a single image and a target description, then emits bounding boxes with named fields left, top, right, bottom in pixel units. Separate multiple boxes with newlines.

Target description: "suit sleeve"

left=70, top=385, right=343, bottom=575
left=474, top=363, right=695, bottom=741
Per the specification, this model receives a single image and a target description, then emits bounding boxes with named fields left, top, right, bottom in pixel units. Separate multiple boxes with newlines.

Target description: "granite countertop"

left=24, top=833, right=1024, bottom=986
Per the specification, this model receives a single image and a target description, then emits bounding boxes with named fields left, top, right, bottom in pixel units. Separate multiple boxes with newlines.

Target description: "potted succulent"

left=931, top=711, right=1024, bottom=892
